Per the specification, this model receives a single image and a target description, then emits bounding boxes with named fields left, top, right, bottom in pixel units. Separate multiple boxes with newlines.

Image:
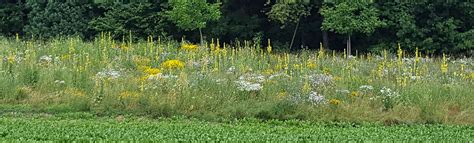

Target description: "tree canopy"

left=0, top=0, right=472, bottom=55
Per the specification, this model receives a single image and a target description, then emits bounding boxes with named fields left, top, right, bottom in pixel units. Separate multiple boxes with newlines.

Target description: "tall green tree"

left=165, top=0, right=221, bottom=44
left=320, top=2, right=385, bottom=56
left=267, top=2, right=311, bottom=50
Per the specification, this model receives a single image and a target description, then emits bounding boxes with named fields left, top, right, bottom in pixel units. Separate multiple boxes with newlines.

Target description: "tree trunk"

left=322, top=30, right=329, bottom=49
left=346, top=35, right=352, bottom=57
left=199, top=28, right=203, bottom=45
left=289, top=18, right=300, bottom=51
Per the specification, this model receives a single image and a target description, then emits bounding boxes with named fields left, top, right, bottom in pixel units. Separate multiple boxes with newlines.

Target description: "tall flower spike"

left=397, top=43, right=403, bottom=66
left=15, top=33, right=19, bottom=42
left=267, top=39, right=272, bottom=53
left=441, top=53, right=448, bottom=74
left=318, top=42, right=324, bottom=59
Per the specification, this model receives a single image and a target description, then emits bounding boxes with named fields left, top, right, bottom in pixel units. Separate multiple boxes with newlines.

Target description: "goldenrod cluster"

left=161, top=59, right=185, bottom=70
left=329, top=99, right=341, bottom=105
left=181, top=43, right=198, bottom=51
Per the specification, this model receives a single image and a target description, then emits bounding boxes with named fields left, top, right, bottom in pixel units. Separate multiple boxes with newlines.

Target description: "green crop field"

left=0, top=113, right=472, bottom=142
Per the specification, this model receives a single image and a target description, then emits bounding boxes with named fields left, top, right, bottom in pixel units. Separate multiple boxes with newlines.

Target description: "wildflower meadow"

left=1, top=34, right=473, bottom=125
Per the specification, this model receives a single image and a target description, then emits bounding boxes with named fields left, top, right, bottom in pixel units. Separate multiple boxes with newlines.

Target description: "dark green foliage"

left=372, top=1, right=474, bottom=54
left=89, top=2, right=167, bottom=40
left=0, top=1, right=27, bottom=36
left=24, top=1, right=92, bottom=39
left=208, top=1, right=266, bottom=41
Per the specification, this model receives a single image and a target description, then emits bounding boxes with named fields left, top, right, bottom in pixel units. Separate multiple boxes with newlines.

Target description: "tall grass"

left=0, top=35, right=473, bottom=124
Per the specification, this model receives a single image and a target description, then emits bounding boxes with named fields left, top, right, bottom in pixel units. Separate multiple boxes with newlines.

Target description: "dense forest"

left=0, top=0, right=472, bottom=55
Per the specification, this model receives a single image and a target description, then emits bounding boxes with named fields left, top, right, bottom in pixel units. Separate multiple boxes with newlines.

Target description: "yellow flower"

left=161, top=59, right=185, bottom=70
left=277, top=92, right=287, bottom=99
left=144, top=68, right=161, bottom=75
left=118, top=91, right=139, bottom=100
left=138, top=66, right=151, bottom=71
left=181, top=43, right=199, bottom=51
left=263, top=69, right=274, bottom=75
left=306, top=61, right=317, bottom=69
left=441, top=53, right=448, bottom=74
left=140, top=75, right=150, bottom=82
left=7, top=55, right=15, bottom=64
left=329, top=99, right=342, bottom=105
left=350, top=91, right=359, bottom=97
left=61, top=54, right=71, bottom=61
left=120, top=45, right=129, bottom=51
left=64, top=88, right=86, bottom=97
left=302, top=82, right=311, bottom=93
left=323, top=68, right=331, bottom=75
left=293, top=64, right=303, bottom=70
left=133, top=56, right=151, bottom=66
left=469, top=72, right=474, bottom=79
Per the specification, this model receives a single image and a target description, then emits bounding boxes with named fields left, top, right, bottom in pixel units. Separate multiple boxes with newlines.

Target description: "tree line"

left=0, top=0, right=472, bottom=55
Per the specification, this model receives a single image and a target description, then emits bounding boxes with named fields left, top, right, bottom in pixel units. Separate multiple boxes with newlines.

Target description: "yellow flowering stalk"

left=397, top=43, right=403, bottom=67
left=332, top=50, right=336, bottom=61
left=318, top=42, right=325, bottom=59
left=15, top=33, right=19, bottom=42
left=266, top=39, right=272, bottom=53
left=162, top=59, right=185, bottom=70
left=459, top=64, right=466, bottom=78
left=441, top=53, right=448, bottom=74
left=302, top=81, right=311, bottom=93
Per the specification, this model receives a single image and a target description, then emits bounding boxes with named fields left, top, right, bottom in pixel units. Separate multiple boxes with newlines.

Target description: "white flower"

left=410, top=76, right=421, bottom=80
left=359, top=85, right=374, bottom=90
left=226, top=66, right=236, bottom=74
left=39, top=55, right=53, bottom=63
left=308, top=74, right=333, bottom=87
left=96, top=69, right=121, bottom=79
left=239, top=73, right=265, bottom=83
left=269, top=73, right=291, bottom=80
left=308, top=91, right=325, bottom=105
left=54, top=80, right=65, bottom=84
left=336, top=89, right=350, bottom=94
left=235, top=80, right=262, bottom=92
left=214, top=78, right=226, bottom=83
left=380, top=87, right=399, bottom=97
